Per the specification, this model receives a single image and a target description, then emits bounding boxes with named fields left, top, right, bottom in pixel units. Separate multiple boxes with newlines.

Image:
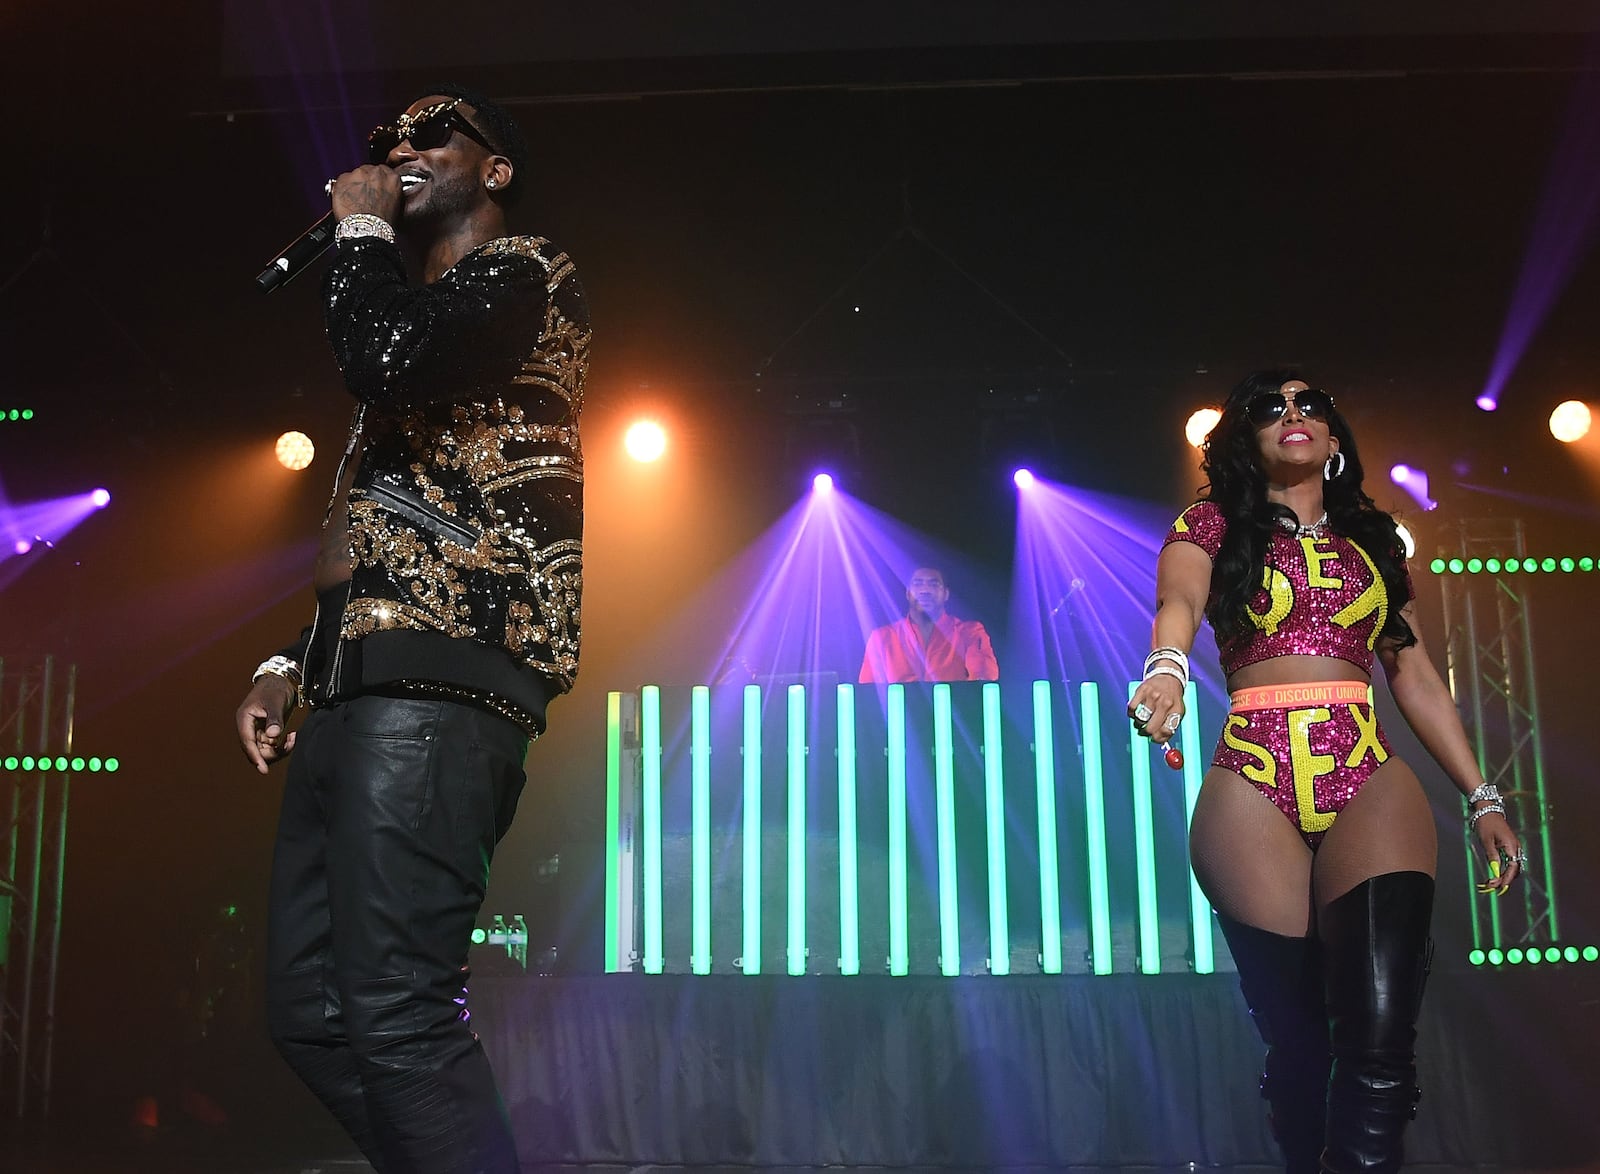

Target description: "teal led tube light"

left=604, top=692, right=622, bottom=973
left=1032, top=680, right=1062, bottom=975
left=641, top=685, right=664, bottom=974
left=1180, top=682, right=1213, bottom=974
left=1127, top=682, right=1161, bottom=974
left=837, top=684, right=861, bottom=975
left=887, top=684, right=909, bottom=976
left=742, top=684, right=762, bottom=975
left=787, top=684, right=808, bottom=976
left=933, top=684, right=960, bottom=976
left=1081, top=682, right=1112, bottom=974
left=691, top=686, right=712, bottom=975
left=982, top=682, right=1010, bottom=975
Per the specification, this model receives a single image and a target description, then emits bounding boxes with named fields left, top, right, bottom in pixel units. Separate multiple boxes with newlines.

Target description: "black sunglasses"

left=1245, top=388, right=1336, bottom=428
left=368, top=99, right=498, bottom=164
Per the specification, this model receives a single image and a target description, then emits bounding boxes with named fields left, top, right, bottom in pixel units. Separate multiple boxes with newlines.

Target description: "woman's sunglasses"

left=1245, top=388, right=1335, bottom=428
left=368, top=99, right=498, bottom=164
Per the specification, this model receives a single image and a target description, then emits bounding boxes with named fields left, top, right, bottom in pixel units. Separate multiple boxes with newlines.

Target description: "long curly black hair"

left=1198, top=369, right=1416, bottom=655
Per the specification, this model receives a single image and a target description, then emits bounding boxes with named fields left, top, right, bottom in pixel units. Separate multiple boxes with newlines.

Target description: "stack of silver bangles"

left=1465, top=781, right=1505, bottom=829
left=1134, top=646, right=1189, bottom=733
left=1143, top=646, right=1189, bottom=688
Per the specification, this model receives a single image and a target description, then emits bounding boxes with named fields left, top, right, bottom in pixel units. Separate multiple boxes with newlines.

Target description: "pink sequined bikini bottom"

left=1209, top=681, right=1393, bottom=848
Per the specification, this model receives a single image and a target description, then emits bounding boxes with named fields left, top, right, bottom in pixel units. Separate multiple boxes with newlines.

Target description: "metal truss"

left=1436, top=519, right=1559, bottom=952
left=0, top=657, right=73, bottom=1120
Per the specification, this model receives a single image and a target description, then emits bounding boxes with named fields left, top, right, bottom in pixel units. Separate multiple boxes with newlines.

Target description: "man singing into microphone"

left=233, top=86, right=588, bottom=1174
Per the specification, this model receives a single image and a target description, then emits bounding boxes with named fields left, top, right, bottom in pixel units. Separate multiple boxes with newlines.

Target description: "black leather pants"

left=265, top=694, right=529, bottom=1174
left=1219, top=916, right=1332, bottom=1174
left=1319, top=871, right=1435, bottom=1174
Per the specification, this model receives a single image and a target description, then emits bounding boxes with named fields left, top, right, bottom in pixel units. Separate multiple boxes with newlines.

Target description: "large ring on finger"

left=1513, top=851, right=1528, bottom=865
left=1163, top=713, right=1181, bottom=733
left=1132, top=703, right=1153, bottom=725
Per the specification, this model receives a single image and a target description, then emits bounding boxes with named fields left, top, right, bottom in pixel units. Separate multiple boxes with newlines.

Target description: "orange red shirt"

left=859, top=614, right=1000, bottom=684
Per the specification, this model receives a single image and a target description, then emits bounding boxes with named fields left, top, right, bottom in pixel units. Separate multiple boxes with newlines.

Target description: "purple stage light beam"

left=0, top=488, right=116, bottom=590
left=1389, top=464, right=1438, bottom=511
left=1478, top=57, right=1600, bottom=411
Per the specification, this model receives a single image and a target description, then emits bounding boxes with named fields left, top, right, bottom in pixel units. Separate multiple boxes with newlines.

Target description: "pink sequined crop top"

left=1162, top=500, right=1413, bottom=677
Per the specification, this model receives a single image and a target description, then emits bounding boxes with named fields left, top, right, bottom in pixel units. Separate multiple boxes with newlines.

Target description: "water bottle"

left=509, top=915, right=528, bottom=969
left=488, top=914, right=508, bottom=950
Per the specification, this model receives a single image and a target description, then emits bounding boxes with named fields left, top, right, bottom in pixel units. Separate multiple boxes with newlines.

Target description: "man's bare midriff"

left=312, top=447, right=362, bottom=594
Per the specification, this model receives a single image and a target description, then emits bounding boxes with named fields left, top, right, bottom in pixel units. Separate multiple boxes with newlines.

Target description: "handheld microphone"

left=1048, top=578, right=1087, bottom=617
left=255, top=212, right=336, bottom=294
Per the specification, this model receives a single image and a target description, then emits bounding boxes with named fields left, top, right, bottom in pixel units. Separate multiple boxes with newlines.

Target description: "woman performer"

left=1128, top=370, right=1524, bottom=1173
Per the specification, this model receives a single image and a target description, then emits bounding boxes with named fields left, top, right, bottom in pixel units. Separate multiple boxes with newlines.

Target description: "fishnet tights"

left=1190, top=758, right=1438, bottom=936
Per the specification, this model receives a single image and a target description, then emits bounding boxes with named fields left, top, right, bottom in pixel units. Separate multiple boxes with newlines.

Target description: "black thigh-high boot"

left=1319, top=871, right=1434, bottom=1174
left=1218, top=916, right=1331, bottom=1174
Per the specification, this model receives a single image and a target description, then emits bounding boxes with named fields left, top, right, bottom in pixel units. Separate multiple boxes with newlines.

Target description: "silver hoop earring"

left=1324, top=451, right=1346, bottom=481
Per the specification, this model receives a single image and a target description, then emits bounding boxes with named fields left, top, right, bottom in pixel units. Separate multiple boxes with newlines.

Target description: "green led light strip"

left=837, top=684, right=861, bottom=976
left=1127, top=682, right=1161, bottom=975
left=1470, top=944, right=1600, bottom=966
left=1081, top=683, right=1113, bottom=975
left=1179, top=682, right=1213, bottom=974
left=604, top=693, right=621, bottom=973
left=691, top=686, right=712, bottom=975
left=933, top=684, right=960, bottom=977
left=742, top=684, right=762, bottom=975
left=1, top=755, right=120, bottom=773
left=1032, top=681, right=1063, bottom=975
left=887, top=684, right=909, bottom=976
left=787, top=684, right=808, bottom=976
left=1430, top=555, right=1593, bottom=575
left=981, top=683, right=1010, bottom=975
left=641, top=685, right=664, bottom=974
left=1, top=408, right=36, bottom=422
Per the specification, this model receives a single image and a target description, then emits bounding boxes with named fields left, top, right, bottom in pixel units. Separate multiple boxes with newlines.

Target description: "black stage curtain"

left=473, top=971, right=1596, bottom=1169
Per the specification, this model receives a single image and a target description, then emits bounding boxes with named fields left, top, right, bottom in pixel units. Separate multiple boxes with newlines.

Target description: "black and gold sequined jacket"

left=281, top=233, right=589, bottom=735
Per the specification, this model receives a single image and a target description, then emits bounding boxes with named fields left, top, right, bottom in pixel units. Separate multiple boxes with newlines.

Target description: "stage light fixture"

left=1013, top=468, right=1035, bottom=489
left=13, top=539, right=31, bottom=555
left=276, top=431, right=315, bottom=471
left=3, top=408, right=35, bottom=421
left=91, top=488, right=111, bottom=508
left=1550, top=400, right=1592, bottom=443
left=1389, top=464, right=1437, bottom=511
left=1184, top=407, right=1221, bottom=449
left=1476, top=394, right=1497, bottom=412
left=624, top=420, right=668, bottom=463
left=812, top=472, right=835, bottom=494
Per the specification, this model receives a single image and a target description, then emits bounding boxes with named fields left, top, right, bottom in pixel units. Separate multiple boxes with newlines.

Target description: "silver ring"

left=1132, top=703, right=1153, bottom=724
left=1512, top=851, right=1528, bottom=865
left=325, top=179, right=337, bottom=195
left=1163, top=713, right=1181, bottom=733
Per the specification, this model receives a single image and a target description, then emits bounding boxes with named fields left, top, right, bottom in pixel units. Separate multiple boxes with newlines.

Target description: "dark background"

left=3, top=0, right=1599, bottom=1159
